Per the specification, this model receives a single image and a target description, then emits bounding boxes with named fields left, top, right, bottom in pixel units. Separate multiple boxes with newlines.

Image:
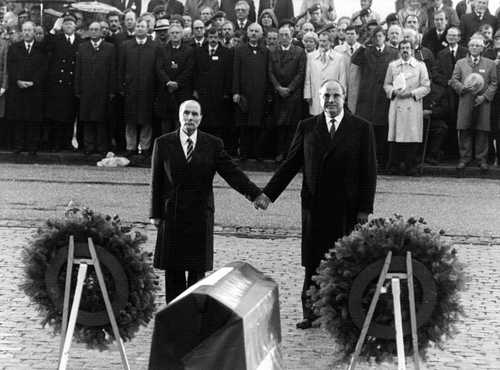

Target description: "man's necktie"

left=329, top=120, right=336, bottom=139
left=67, top=36, right=72, bottom=45
left=473, top=57, right=479, bottom=66
left=26, top=44, right=31, bottom=54
left=350, top=46, right=354, bottom=55
left=320, top=50, right=327, bottom=64
left=209, top=48, right=214, bottom=56
left=186, top=138, right=193, bottom=163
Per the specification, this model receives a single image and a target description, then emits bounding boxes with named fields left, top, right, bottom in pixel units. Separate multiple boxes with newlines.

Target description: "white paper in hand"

left=393, top=73, right=406, bottom=92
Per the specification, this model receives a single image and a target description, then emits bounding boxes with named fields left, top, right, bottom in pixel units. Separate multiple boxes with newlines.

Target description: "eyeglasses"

left=193, top=26, right=204, bottom=29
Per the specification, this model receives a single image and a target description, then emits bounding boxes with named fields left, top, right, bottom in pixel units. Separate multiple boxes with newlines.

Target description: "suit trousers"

left=14, top=120, right=40, bottom=151
left=239, top=126, right=261, bottom=158
left=458, top=129, right=489, bottom=165
left=83, top=121, right=108, bottom=152
left=126, top=123, right=152, bottom=151
left=427, top=119, right=448, bottom=159
left=165, top=270, right=205, bottom=304
left=276, top=126, right=295, bottom=157
left=388, top=142, right=419, bottom=171
left=50, top=120, right=74, bottom=150
left=301, top=266, right=319, bottom=321
left=373, top=125, right=389, bottom=169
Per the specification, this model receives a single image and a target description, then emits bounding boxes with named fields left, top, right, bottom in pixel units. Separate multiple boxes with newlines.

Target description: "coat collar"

left=313, top=110, right=353, bottom=157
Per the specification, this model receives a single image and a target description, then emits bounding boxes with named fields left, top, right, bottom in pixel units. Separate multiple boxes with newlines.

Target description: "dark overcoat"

left=268, top=44, right=306, bottom=127
left=156, top=42, right=194, bottom=119
left=45, top=33, right=81, bottom=123
left=193, top=43, right=233, bottom=128
left=6, top=41, right=48, bottom=122
left=351, top=45, right=399, bottom=126
left=435, top=45, right=468, bottom=123
left=422, top=27, right=449, bottom=57
left=75, top=40, right=116, bottom=123
left=459, top=12, right=498, bottom=45
left=220, top=0, right=256, bottom=23
left=263, top=112, right=377, bottom=268
left=119, top=38, right=162, bottom=126
left=149, top=130, right=261, bottom=270
left=232, top=43, right=269, bottom=127
left=258, top=0, right=293, bottom=23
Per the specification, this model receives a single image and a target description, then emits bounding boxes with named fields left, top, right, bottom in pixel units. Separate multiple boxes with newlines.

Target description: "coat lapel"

left=314, top=114, right=331, bottom=156
left=326, top=111, right=351, bottom=157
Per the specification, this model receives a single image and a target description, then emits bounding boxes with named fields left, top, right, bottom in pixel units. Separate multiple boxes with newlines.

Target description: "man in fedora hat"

left=154, top=18, right=170, bottom=46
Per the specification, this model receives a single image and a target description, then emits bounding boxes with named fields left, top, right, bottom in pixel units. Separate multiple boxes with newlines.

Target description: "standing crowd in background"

left=0, top=0, right=499, bottom=175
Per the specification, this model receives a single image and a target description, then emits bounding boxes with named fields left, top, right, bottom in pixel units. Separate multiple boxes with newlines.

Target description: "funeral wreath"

left=309, top=215, right=465, bottom=362
left=22, top=202, right=159, bottom=350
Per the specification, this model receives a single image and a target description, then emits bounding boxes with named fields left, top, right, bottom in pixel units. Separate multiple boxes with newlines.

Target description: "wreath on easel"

left=309, top=215, right=466, bottom=363
left=21, top=202, right=160, bottom=350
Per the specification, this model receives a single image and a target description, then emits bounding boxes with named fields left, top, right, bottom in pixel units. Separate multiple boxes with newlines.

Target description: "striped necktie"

left=186, top=138, right=193, bottom=163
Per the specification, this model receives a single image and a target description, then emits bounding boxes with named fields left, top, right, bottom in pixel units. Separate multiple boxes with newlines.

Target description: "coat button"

left=62, top=59, right=66, bottom=62
left=59, top=80, right=62, bottom=83
left=61, top=69, right=64, bottom=72
left=69, top=71, right=73, bottom=75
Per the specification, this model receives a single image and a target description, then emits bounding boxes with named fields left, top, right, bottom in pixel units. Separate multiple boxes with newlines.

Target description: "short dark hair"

left=398, top=39, right=412, bottom=49
left=345, top=25, right=358, bottom=34
left=107, top=11, right=121, bottom=19
left=207, top=27, right=218, bottom=36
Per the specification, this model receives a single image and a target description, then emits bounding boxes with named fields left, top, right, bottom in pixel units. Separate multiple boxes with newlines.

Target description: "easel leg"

left=348, top=251, right=393, bottom=370
left=406, top=252, right=420, bottom=370
left=58, top=263, right=88, bottom=370
left=88, top=238, right=130, bottom=370
left=60, top=236, right=75, bottom=356
left=391, top=278, right=406, bottom=370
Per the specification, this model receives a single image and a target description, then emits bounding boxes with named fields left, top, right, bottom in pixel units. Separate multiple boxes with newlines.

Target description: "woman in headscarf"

left=258, top=8, right=278, bottom=35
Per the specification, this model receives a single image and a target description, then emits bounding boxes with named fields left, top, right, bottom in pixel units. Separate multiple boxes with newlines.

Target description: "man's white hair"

left=178, top=100, right=202, bottom=122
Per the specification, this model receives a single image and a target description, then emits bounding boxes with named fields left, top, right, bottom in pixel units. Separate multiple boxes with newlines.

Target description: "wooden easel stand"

left=348, top=251, right=420, bottom=370
left=58, top=236, right=130, bottom=370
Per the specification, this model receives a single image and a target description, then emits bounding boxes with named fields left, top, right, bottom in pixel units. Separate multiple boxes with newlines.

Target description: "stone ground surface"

left=1, top=163, right=500, bottom=369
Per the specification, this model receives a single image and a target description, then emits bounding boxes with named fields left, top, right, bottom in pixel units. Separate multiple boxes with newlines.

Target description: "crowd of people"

left=0, top=0, right=499, bottom=175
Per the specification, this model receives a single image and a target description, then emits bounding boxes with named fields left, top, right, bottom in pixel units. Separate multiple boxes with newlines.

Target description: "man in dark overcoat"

left=156, top=24, right=195, bottom=134
left=258, top=0, right=293, bottom=24
left=119, top=18, right=162, bottom=156
left=422, top=9, right=450, bottom=56
left=459, top=0, right=497, bottom=44
left=232, top=23, right=269, bottom=159
left=75, top=22, right=116, bottom=154
left=193, top=27, right=233, bottom=139
left=255, top=80, right=377, bottom=329
left=221, top=0, right=256, bottom=24
left=7, top=21, right=48, bottom=155
left=149, top=100, right=264, bottom=303
left=45, top=14, right=82, bottom=151
left=435, top=26, right=468, bottom=157
left=351, top=26, right=399, bottom=168
left=268, top=24, right=306, bottom=162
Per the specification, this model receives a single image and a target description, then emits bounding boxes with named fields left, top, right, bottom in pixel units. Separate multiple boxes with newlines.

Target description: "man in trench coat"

left=255, top=80, right=377, bottom=329
left=75, top=22, right=116, bottom=154
left=150, top=100, right=265, bottom=303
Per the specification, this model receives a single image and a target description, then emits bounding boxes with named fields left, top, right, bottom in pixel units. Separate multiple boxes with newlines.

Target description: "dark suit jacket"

left=459, top=11, right=498, bottom=45
left=435, top=45, right=468, bottom=87
left=150, top=130, right=261, bottom=270
left=147, top=0, right=184, bottom=16
left=263, top=111, right=377, bottom=267
left=75, top=40, right=116, bottom=123
left=234, top=18, right=251, bottom=32
left=422, top=27, right=449, bottom=57
left=6, top=41, right=48, bottom=122
left=156, top=42, right=195, bottom=117
left=194, top=43, right=233, bottom=127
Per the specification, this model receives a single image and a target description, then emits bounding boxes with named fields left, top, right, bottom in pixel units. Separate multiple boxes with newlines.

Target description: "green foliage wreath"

left=22, top=202, right=159, bottom=350
left=309, top=215, right=466, bottom=363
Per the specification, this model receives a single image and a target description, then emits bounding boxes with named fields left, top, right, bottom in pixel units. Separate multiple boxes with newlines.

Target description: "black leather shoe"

left=296, top=319, right=313, bottom=329
left=479, top=163, right=489, bottom=173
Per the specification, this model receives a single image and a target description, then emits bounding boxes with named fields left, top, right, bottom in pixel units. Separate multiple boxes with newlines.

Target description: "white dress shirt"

left=324, top=109, right=344, bottom=134
left=180, top=129, right=198, bottom=158
left=25, top=41, right=34, bottom=53
left=136, top=37, right=147, bottom=45
left=66, top=33, right=75, bottom=44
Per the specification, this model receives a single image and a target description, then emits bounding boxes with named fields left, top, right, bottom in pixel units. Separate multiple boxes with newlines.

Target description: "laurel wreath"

left=309, top=215, right=466, bottom=363
left=21, top=203, right=160, bottom=350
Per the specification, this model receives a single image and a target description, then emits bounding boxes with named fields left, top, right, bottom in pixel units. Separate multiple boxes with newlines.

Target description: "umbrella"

left=70, top=1, right=122, bottom=14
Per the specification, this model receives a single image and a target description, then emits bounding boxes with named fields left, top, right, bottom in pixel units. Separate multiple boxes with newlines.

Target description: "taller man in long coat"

left=45, top=14, right=82, bottom=151
left=268, top=24, right=306, bottom=162
left=75, top=22, right=116, bottom=154
left=119, top=18, right=162, bottom=156
left=256, top=80, right=377, bottom=329
left=232, top=23, right=269, bottom=159
left=150, top=100, right=264, bottom=303
left=7, top=21, right=48, bottom=154
left=193, top=27, right=233, bottom=139
left=351, top=26, right=399, bottom=168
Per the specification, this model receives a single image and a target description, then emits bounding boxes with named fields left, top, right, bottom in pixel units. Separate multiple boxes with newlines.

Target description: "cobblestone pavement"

left=1, top=226, right=500, bottom=370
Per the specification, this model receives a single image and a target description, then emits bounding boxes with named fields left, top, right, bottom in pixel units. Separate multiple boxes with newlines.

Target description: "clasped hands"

left=253, top=193, right=271, bottom=210
left=393, top=88, right=412, bottom=99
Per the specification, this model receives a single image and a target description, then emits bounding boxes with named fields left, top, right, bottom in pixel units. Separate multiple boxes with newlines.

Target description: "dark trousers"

left=239, top=126, right=261, bottom=158
left=111, top=96, right=126, bottom=151
left=0, top=118, right=11, bottom=149
left=165, top=269, right=205, bottom=304
left=301, top=266, right=319, bottom=320
left=388, top=142, right=419, bottom=172
left=458, top=129, right=489, bottom=165
left=83, top=121, right=108, bottom=152
left=50, top=120, right=74, bottom=150
left=276, top=126, right=295, bottom=157
left=14, top=120, right=40, bottom=151
left=426, top=119, right=448, bottom=159
left=373, top=125, right=388, bottom=169
left=161, top=116, right=179, bottom=135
